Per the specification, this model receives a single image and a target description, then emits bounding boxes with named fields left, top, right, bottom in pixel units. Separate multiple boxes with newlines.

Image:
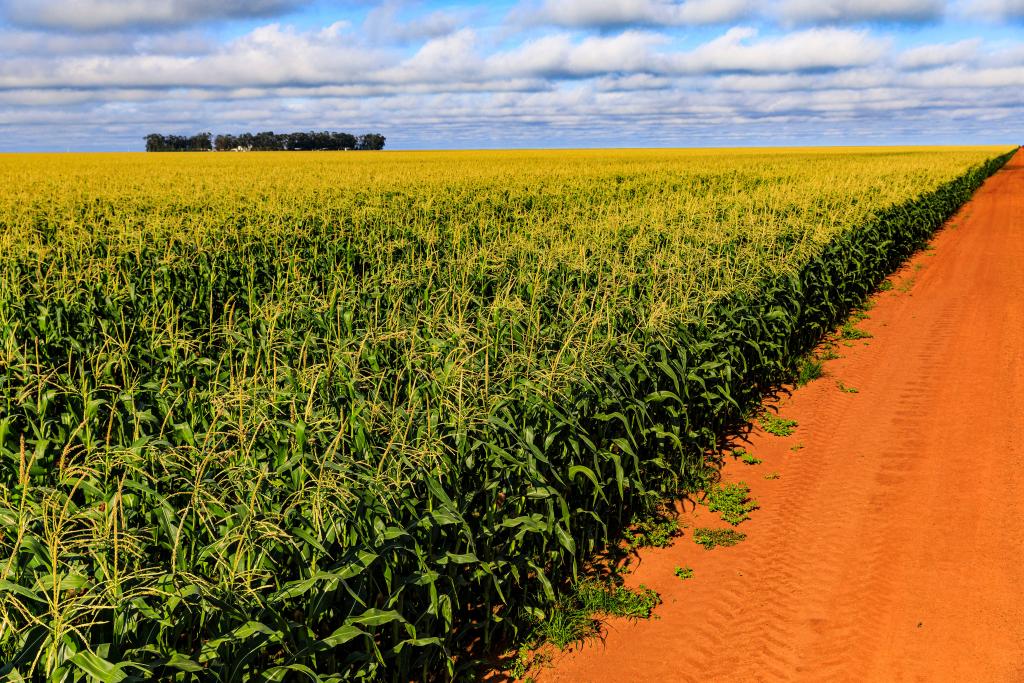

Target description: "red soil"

left=535, top=151, right=1024, bottom=682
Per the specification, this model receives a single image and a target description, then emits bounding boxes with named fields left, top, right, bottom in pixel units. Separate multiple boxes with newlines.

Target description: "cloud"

left=2, top=0, right=307, bottom=31
left=960, top=0, right=1024, bottom=20
left=516, top=0, right=752, bottom=28
left=0, top=27, right=216, bottom=57
left=897, top=39, right=981, bottom=69
left=379, top=29, right=481, bottom=83
left=0, top=28, right=134, bottom=55
left=485, top=31, right=669, bottom=78
left=363, top=3, right=464, bottom=43
left=673, top=27, right=889, bottom=74
left=774, top=0, right=945, bottom=24
left=0, top=23, right=896, bottom=92
left=902, top=64, right=1024, bottom=88
left=0, top=22, right=385, bottom=89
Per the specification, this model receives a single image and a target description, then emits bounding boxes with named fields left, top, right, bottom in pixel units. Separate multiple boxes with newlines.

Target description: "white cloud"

left=897, top=39, right=981, bottom=68
left=2, top=0, right=306, bottom=31
left=379, top=29, right=481, bottom=83
left=903, top=64, right=1024, bottom=88
left=0, top=27, right=132, bottom=55
left=0, top=23, right=897, bottom=91
left=0, top=26, right=216, bottom=57
left=486, top=31, right=669, bottom=78
left=363, top=3, right=464, bottom=43
left=959, top=0, right=1024, bottom=20
left=0, top=22, right=385, bottom=89
left=673, top=27, right=889, bottom=74
left=774, top=0, right=945, bottom=23
left=518, top=0, right=752, bottom=28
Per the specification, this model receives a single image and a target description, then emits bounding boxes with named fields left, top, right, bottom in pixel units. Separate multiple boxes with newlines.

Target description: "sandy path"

left=538, top=152, right=1024, bottom=682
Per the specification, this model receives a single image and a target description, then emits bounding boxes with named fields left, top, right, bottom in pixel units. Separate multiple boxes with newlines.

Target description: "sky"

left=0, top=0, right=1022, bottom=151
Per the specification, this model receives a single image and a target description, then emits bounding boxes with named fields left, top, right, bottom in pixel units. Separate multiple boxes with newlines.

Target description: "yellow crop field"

left=0, top=146, right=1013, bottom=679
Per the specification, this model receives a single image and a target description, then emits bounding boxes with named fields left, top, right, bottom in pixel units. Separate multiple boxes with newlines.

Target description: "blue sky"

left=0, top=0, right=1021, bottom=151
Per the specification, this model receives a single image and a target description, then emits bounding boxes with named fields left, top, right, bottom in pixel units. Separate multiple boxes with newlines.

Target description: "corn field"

left=0, top=147, right=1013, bottom=680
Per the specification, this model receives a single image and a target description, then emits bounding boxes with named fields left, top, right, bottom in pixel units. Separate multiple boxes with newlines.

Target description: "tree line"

left=144, top=131, right=386, bottom=152
left=145, top=133, right=213, bottom=152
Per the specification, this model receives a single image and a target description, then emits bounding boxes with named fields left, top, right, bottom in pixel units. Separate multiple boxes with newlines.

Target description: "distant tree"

left=145, top=133, right=212, bottom=152
left=357, top=133, right=386, bottom=151
left=214, top=134, right=235, bottom=151
left=286, top=131, right=311, bottom=151
left=189, top=132, right=212, bottom=151
left=150, top=130, right=385, bottom=152
left=332, top=132, right=358, bottom=150
left=253, top=131, right=282, bottom=151
left=145, top=134, right=167, bottom=152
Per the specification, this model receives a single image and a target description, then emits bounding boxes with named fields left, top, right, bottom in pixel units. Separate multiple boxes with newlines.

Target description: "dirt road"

left=540, top=152, right=1024, bottom=682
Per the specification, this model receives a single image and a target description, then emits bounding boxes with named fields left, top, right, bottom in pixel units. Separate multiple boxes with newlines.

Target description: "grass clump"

left=705, top=482, right=758, bottom=526
left=577, top=581, right=661, bottom=619
left=509, top=645, right=550, bottom=680
left=731, top=447, right=762, bottom=465
left=850, top=309, right=871, bottom=323
left=836, top=381, right=859, bottom=394
left=840, top=322, right=873, bottom=340
left=674, top=567, right=694, bottom=581
left=531, top=580, right=661, bottom=649
left=818, top=344, right=841, bottom=361
left=759, top=412, right=798, bottom=437
left=693, top=528, right=747, bottom=550
left=740, top=452, right=762, bottom=465
left=795, top=355, right=825, bottom=386
left=624, top=511, right=682, bottom=550
left=530, top=605, right=597, bottom=650
left=898, top=277, right=917, bottom=293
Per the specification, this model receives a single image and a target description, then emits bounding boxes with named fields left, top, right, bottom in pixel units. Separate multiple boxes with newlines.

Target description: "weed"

left=817, top=344, right=841, bottom=361
left=840, top=322, right=873, bottom=340
left=532, top=603, right=597, bottom=649
left=674, top=567, right=694, bottom=581
left=731, top=447, right=761, bottom=465
left=530, top=580, right=661, bottom=649
left=789, top=443, right=805, bottom=452
left=763, top=472, right=780, bottom=480
left=836, top=381, right=859, bottom=394
left=693, top=528, right=747, bottom=550
left=898, top=277, right=916, bottom=293
left=510, top=645, right=550, bottom=680
left=625, top=511, right=682, bottom=550
left=759, top=412, right=798, bottom=437
left=576, top=580, right=661, bottom=619
left=795, top=355, right=824, bottom=386
left=705, top=482, right=758, bottom=525
left=878, top=279, right=894, bottom=291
